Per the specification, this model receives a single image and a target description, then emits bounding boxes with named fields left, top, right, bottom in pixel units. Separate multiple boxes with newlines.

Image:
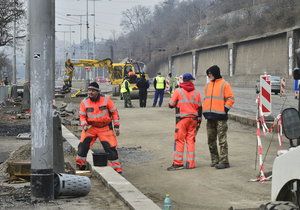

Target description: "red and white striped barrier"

left=260, top=74, right=272, bottom=116
left=251, top=79, right=283, bottom=182
left=280, top=78, right=286, bottom=97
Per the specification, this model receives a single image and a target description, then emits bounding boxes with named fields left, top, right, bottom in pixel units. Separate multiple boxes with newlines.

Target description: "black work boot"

left=215, top=163, right=230, bottom=169
left=210, top=162, right=218, bottom=167
left=167, top=164, right=184, bottom=171
left=76, top=164, right=86, bottom=170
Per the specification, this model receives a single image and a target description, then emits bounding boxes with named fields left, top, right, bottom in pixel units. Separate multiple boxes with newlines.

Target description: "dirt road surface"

left=56, top=82, right=290, bottom=209
left=112, top=96, right=288, bottom=210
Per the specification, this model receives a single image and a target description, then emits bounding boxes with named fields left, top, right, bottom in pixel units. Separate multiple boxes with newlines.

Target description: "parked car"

left=255, top=76, right=281, bottom=95
left=270, top=76, right=281, bottom=95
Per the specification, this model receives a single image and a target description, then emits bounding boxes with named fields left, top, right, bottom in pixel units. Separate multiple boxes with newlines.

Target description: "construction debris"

left=16, top=133, right=31, bottom=140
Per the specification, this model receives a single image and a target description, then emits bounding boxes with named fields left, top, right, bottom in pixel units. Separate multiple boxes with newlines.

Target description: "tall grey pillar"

left=29, top=0, right=55, bottom=201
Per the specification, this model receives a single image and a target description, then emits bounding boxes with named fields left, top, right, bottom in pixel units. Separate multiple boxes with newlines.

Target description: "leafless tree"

left=120, top=5, right=151, bottom=32
left=0, top=0, right=25, bottom=47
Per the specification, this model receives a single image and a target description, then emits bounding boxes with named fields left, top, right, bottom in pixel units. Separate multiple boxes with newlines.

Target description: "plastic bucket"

left=54, top=173, right=91, bottom=198
left=92, top=152, right=108, bottom=167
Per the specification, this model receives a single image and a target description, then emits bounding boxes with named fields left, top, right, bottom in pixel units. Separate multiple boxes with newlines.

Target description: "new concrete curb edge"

left=61, top=125, right=161, bottom=210
left=228, top=112, right=257, bottom=127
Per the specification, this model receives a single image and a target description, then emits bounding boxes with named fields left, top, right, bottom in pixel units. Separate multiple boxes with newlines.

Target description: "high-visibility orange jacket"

left=79, top=95, right=120, bottom=128
left=169, top=86, right=202, bottom=119
left=203, top=78, right=234, bottom=120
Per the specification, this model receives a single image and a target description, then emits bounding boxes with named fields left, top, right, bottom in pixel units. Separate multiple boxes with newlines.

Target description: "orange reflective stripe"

left=87, top=110, right=108, bottom=118
left=177, top=89, right=200, bottom=105
left=176, top=113, right=198, bottom=117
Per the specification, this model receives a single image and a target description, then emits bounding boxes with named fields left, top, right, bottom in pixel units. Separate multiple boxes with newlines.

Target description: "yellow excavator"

left=64, top=58, right=147, bottom=97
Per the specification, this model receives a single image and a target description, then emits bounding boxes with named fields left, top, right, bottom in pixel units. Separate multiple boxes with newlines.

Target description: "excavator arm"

left=70, top=58, right=113, bottom=71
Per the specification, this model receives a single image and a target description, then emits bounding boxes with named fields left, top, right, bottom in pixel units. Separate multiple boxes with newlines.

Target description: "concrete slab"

left=61, top=125, right=160, bottom=210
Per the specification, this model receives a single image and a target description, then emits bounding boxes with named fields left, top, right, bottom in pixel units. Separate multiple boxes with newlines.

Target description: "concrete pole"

left=69, top=25, right=72, bottom=55
left=29, top=0, right=54, bottom=201
left=85, top=0, right=90, bottom=90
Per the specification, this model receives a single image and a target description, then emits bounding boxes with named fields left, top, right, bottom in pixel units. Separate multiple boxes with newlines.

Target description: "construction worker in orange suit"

left=167, top=73, right=202, bottom=171
left=203, top=65, right=235, bottom=169
left=76, top=82, right=122, bottom=173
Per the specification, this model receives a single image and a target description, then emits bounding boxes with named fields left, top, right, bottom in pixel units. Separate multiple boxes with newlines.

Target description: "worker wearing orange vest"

left=76, top=82, right=122, bottom=173
left=168, top=73, right=202, bottom=171
left=203, top=65, right=234, bottom=169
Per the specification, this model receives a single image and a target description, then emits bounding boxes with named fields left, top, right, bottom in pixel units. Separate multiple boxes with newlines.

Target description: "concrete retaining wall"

left=0, top=86, right=9, bottom=103
left=172, top=53, right=193, bottom=76
left=155, top=27, right=300, bottom=88
left=235, top=34, right=287, bottom=76
left=197, top=46, right=228, bottom=76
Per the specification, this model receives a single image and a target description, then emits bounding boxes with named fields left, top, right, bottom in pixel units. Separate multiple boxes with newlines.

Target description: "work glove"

left=114, top=127, right=120, bottom=136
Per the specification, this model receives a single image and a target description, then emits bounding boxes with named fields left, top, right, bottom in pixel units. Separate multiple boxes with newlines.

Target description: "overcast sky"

left=55, top=0, right=163, bottom=43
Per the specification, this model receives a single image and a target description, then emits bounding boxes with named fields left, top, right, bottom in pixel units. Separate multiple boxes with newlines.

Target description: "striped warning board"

left=260, top=74, right=272, bottom=116
left=280, top=77, right=286, bottom=97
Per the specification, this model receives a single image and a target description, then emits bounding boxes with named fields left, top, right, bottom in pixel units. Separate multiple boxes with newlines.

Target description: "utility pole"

left=12, top=0, right=17, bottom=84
left=85, top=0, right=90, bottom=90
left=57, top=24, right=79, bottom=56
left=56, top=31, right=75, bottom=60
left=29, top=0, right=55, bottom=201
left=93, top=0, right=96, bottom=59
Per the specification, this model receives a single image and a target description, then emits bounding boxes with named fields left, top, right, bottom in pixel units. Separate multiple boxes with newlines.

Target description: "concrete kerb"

left=61, top=125, right=161, bottom=210
left=228, top=112, right=257, bottom=127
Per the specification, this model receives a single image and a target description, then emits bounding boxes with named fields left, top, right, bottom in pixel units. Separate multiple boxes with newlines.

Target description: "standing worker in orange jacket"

left=203, top=65, right=234, bottom=169
left=76, top=82, right=122, bottom=173
left=168, top=73, right=202, bottom=171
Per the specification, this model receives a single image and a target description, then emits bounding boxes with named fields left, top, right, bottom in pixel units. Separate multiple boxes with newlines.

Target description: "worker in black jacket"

left=136, top=74, right=150, bottom=107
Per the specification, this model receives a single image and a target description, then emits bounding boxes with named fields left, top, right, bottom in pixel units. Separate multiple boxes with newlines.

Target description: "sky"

left=5, top=0, right=163, bottom=79
left=55, top=0, right=163, bottom=44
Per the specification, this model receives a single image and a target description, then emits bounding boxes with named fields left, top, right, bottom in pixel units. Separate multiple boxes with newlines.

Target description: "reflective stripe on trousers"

left=173, top=118, right=198, bottom=168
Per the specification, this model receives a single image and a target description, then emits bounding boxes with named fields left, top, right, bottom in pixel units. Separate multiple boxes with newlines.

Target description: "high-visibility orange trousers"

left=173, top=118, right=198, bottom=169
left=76, top=126, right=122, bottom=173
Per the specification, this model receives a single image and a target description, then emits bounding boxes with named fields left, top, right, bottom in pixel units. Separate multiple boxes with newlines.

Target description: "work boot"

left=215, top=163, right=230, bottom=169
left=210, top=162, right=218, bottom=167
left=167, top=164, right=184, bottom=171
left=76, top=164, right=86, bottom=171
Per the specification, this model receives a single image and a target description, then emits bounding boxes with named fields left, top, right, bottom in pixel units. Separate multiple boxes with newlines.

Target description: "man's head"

left=206, top=65, right=222, bottom=81
left=88, top=82, right=100, bottom=100
left=168, top=73, right=172, bottom=77
left=157, top=72, right=161, bottom=76
left=182, top=73, right=195, bottom=82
